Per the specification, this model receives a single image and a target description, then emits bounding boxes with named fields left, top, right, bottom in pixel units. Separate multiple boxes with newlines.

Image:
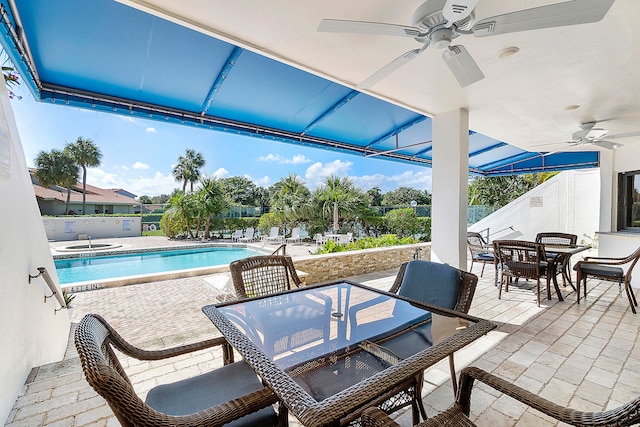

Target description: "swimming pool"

left=55, top=246, right=261, bottom=285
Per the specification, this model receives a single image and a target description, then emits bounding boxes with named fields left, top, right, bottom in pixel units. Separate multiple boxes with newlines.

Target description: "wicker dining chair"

left=229, top=254, right=303, bottom=298
left=466, top=232, right=495, bottom=277
left=535, top=232, right=578, bottom=286
left=349, top=260, right=478, bottom=420
left=493, top=240, right=559, bottom=307
left=574, top=246, right=640, bottom=314
left=361, top=366, right=640, bottom=427
left=74, top=314, right=285, bottom=427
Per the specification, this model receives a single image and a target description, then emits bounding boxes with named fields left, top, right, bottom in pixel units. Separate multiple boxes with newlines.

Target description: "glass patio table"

left=202, top=280, right=496, bottom=427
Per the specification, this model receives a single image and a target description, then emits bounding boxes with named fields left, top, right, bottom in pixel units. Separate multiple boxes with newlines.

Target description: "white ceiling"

left=119, top=0, right=640, bottom=152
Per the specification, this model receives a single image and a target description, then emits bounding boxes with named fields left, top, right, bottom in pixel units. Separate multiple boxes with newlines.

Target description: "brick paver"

left=6, top=238, right=640, bottom=426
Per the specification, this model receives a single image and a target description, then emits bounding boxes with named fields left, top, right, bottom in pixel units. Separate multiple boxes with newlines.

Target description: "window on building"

left=618, top=170, right=640, bottom=231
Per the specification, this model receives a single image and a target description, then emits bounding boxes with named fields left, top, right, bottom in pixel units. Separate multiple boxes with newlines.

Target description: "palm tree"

left=65, top=137, right=102, bottom=215
left=312, top=175, right=366, bottom=232
left=164, top=191, right=198, bottom=239
left=197, top=176, right=230, bottom=239
left=34, top=149, right=80, bottom=214
left=270, top=174, right=310, bottom=234
left=172, top=149, right=205, bottom=192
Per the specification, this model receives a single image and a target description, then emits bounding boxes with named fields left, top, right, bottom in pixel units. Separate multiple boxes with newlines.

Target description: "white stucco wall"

left=43, top=216, right=142, bottom=241
left=0, top=84, right=70, bottom=424
left=469, top=169, right=601, bottom=245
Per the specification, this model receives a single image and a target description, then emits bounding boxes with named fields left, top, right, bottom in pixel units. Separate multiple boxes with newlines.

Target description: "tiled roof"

left=30, top=170, right=138, bottom=206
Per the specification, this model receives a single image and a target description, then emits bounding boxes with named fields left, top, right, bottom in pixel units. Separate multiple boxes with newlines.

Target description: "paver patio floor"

left=6, top=238, right=640, bottom=426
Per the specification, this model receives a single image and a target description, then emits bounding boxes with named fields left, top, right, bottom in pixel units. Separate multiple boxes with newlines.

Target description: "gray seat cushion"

left=145, top=361, right=277, bottom=426
left=575, top=263, right=624, bottom=279
left=398, top=260, right=461, bottom=310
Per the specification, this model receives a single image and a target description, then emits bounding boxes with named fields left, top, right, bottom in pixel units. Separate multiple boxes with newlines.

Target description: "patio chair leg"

left=536, top=279, right=541, bottom=307
left=624, top=283, right=637, bottom=314
left=413, top=373, right=428, bottom=423
left=480, top=262, right=485, bottom=277
left=449, top=354, right=458, bottom=396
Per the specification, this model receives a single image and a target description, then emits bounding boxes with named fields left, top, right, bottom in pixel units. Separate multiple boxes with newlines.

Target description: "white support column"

left=431, top=109, right=469, bottom=269
left=598, top=150, right=614, bottom=233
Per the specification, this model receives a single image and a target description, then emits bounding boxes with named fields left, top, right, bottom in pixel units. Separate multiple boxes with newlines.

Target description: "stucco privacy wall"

left=0, top=85, right=70, bottom=423
left=469, top=169, right=600, bottom=245
left=295, top=243, right=431, bottom=285
left=44, top=216, right=142, bottom=241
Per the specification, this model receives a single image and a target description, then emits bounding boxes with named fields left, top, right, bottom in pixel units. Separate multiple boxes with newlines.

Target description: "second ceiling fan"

left=318, top=0, right=615, bottom=88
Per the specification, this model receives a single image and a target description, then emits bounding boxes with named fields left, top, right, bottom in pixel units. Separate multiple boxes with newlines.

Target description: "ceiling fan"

left=538, top=122, right=640, bottom=155
left=318, top=0, right=615, bottom=88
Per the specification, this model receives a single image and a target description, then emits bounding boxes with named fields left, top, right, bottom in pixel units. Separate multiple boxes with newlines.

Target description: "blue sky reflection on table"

left=10, top=93, right=433, bottom=197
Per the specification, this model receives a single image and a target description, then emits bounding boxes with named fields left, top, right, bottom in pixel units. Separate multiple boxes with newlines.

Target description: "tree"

left=468, top=174, right=554, bottom=208
left=366, top=187, right=383, bottom=206
left=270, top=174, right=310, bottom=234
left=164, top=191, right=198, bottom=238
left=138, top=195, right=152, bottom=204
left=382, top=186, right=431, bottom=206
left=197, top=175, right=230, bottom=239
left=172, top=149, right=205, bottom=192
left=220, top=176, right=258, bottom=205
left=65, top=137, right=102, bottom=215
left=34, top=149, right=80, bottom=214
left=312, top=175, right=367, bottom=232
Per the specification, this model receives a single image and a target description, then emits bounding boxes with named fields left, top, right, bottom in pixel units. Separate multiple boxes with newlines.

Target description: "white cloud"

left=244, top=174, right=271, bottom=187
left=119, top=116, right=136, bottom=123
left=304, top=160, right=353, bottom=188
left=86, top=168, right=178, bottom=197
left=351, top=170, right=432, bottom=192
left=146, top=127, right=156, bottom=133
left=132, top=162, right=149, bottom=170
left=212, top=168, right=230, bottom=179
left=258, top=153, right=312, bottom=164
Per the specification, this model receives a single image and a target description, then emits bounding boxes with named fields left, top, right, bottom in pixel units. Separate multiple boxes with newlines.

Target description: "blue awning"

left=0, top=0, right=599, bottom=176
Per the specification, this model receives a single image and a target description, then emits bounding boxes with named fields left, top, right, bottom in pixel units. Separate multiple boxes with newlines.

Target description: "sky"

left=10, top=88, right=433, bottom=198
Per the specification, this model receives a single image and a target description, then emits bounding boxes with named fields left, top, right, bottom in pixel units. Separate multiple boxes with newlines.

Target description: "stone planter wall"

left=293, top=243, right=431, bottom=285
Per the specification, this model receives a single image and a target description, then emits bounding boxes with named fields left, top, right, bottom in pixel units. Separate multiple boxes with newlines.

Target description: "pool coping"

left=59, top=243, right=271, bottom=292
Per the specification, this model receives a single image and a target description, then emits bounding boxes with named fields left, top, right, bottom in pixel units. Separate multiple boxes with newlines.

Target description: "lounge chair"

left=285, top=227, right=301, bottom=244
left=74, top=314, right=285, bottom=427
left=261, top=226, right=284, bottom=244
left=238, top=227, right=255, bottom=242
left=315, top=233, right=328, bottom=246
left=231, top=229, right=243, bottom=242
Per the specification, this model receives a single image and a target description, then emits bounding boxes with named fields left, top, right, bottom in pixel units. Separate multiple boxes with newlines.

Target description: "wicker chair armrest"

left=582, top=257, right=629, bottom=265
left=361, top=407, right=402, bottom=427
left=94, top=314, right=228, bottom=361
left=459, top=367, right=640, bottom=426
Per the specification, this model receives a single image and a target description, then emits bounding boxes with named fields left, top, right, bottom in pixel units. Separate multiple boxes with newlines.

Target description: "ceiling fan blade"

left=442, top=0, right=479, bottom=26
left=318, top=19, right=423, bottom=37
left=530, top=140, right=573, bottom=148
left=471, top=0, right=615, bottom=37
left=604, top=130, right=640, bottom=140
left=358, top=45, right=427, bottom=89
left=595, top=140, right=623, bottom=150
left=442, top=45, right=484, bottom=87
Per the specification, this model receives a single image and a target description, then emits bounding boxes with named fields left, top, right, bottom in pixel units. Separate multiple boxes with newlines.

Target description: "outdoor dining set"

left=73, top=234, right=640, bottom=427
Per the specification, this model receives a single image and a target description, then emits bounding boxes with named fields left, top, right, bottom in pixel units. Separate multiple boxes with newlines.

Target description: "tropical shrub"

left=313, top=234, right=418, bottom=254
left=384, top=208, right=420, bottom=238
left=159, top=213, right=185, bottom=238
left=257, top=212, right=282, bottom=234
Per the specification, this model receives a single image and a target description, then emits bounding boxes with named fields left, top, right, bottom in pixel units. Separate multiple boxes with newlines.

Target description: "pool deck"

left=5, top=237, right=640, bottom=426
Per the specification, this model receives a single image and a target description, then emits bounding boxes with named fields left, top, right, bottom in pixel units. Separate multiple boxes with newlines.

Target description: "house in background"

left=29, top=168, right=139, bottom=216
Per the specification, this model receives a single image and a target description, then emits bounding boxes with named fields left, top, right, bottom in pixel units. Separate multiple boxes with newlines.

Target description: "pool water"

left=55, top=247, right=260, bottom=284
